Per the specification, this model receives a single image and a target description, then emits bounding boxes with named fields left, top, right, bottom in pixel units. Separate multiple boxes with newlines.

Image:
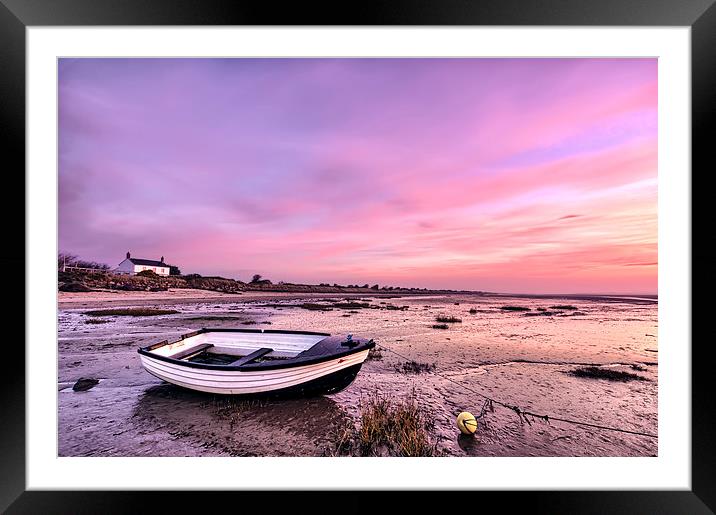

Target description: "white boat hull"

left=140, top=348, right=370, bottom=395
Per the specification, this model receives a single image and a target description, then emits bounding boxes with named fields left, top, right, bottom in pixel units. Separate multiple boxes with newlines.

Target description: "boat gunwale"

left=140, top=327, right=330, bottom=352
left=138, top=328, right=374, bottom=372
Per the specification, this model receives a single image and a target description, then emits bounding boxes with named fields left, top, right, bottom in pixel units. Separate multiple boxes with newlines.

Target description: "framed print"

left=2, top=0, right=713, bottom=513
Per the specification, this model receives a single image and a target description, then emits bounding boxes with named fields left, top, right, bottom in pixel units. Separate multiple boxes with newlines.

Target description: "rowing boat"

left=138, top=328, right=375, bottom=397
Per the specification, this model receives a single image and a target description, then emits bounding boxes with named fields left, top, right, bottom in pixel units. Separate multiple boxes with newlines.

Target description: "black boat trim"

left=137, top=328, right=374, bottom=371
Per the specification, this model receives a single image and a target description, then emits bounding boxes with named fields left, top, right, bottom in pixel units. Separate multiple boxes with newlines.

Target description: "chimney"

left=160, top=256, right=164, bottom=264
left=126, top=251, right=131, bottom=259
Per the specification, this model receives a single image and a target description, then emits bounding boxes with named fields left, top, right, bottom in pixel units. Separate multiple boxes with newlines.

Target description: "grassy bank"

left=58, top=269, right=482, bottom=296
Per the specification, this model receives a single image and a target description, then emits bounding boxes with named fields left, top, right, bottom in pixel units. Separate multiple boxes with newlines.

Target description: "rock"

left=72, top=378, right=99, bottom=391
left=118, top=283, right=142, bottom=291
left=59, top=282, right=93, bottom=292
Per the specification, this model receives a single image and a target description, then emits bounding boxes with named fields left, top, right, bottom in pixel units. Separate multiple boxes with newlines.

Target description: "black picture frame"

left=2, top=1, right=711, bottom=513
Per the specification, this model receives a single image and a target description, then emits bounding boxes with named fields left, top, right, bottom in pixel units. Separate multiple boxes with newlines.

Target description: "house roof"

left=129, top=258, right=169, bottom=268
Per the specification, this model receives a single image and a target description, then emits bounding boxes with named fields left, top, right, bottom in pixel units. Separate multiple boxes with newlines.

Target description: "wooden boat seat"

left=228, top=347, right=274, bottom=366
left=171, top=343, right=214, bottom=361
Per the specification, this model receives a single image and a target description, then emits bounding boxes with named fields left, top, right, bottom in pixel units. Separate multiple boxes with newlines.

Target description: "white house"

left=116, top=252, right=171, bottom=276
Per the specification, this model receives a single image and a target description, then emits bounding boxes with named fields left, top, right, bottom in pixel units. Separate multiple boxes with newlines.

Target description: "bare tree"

left=58, top=252, right=78, bottom=271
left=58, top=252, right=110, bottom=271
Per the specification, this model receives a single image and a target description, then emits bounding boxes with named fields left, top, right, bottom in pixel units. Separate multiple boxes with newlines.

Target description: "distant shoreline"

left=488, top=292, right=658, bottom=303
left=58, top=269, right=656, bottom=302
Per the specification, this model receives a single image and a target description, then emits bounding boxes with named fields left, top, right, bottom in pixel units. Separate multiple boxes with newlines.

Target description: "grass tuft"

left=567, top=366, right=647, bottom=382
left=500, top=306, right=531, bottom=312
left=432, top=323, right=449, bottom=329
left=396, top=361, right=436, bottom=374
left=435, top=315, right=462, bottom=323
left=213, top=397, right=268, bottom=430
left=332, top=302, right=372, bottom=310
left=299, top=303, right=333, bottom=311
left=328, top=391, right=437, bottom=457
left=183, top=316, right=243, bottom=321
left=366, top=347, right=383, bottom=361
left=328, top=421, right=356, bottom=457
left=357, top=391, right=437, bottom=457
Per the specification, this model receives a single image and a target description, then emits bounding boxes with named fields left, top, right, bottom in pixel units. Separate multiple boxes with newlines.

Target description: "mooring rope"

left=377, top=344, right=658, bottom=439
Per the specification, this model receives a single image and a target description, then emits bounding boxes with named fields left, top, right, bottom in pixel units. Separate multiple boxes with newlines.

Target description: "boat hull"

left=139, top=347, right=370, bottom=396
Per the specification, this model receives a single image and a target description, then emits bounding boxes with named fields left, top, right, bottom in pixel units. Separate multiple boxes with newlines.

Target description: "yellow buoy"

left=456, top=411, right=478, bottom=435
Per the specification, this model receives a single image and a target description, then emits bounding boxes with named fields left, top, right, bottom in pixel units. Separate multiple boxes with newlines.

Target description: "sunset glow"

left=59, top=58, right=657, bottom=294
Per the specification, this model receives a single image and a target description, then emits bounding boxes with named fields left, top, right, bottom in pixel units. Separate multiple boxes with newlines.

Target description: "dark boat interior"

left=187, top=350, right=288, bottom=365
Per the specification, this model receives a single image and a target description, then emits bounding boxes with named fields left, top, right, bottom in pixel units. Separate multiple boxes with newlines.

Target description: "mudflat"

left=58, top=289, right=657, bottom=457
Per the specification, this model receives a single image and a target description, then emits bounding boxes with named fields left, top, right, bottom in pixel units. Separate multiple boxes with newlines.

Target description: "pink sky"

left=58, top=58, right=657, bottom=294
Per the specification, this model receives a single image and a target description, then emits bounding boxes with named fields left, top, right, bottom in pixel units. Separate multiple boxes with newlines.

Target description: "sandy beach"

left=57, top=288, right=657, bottom=457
